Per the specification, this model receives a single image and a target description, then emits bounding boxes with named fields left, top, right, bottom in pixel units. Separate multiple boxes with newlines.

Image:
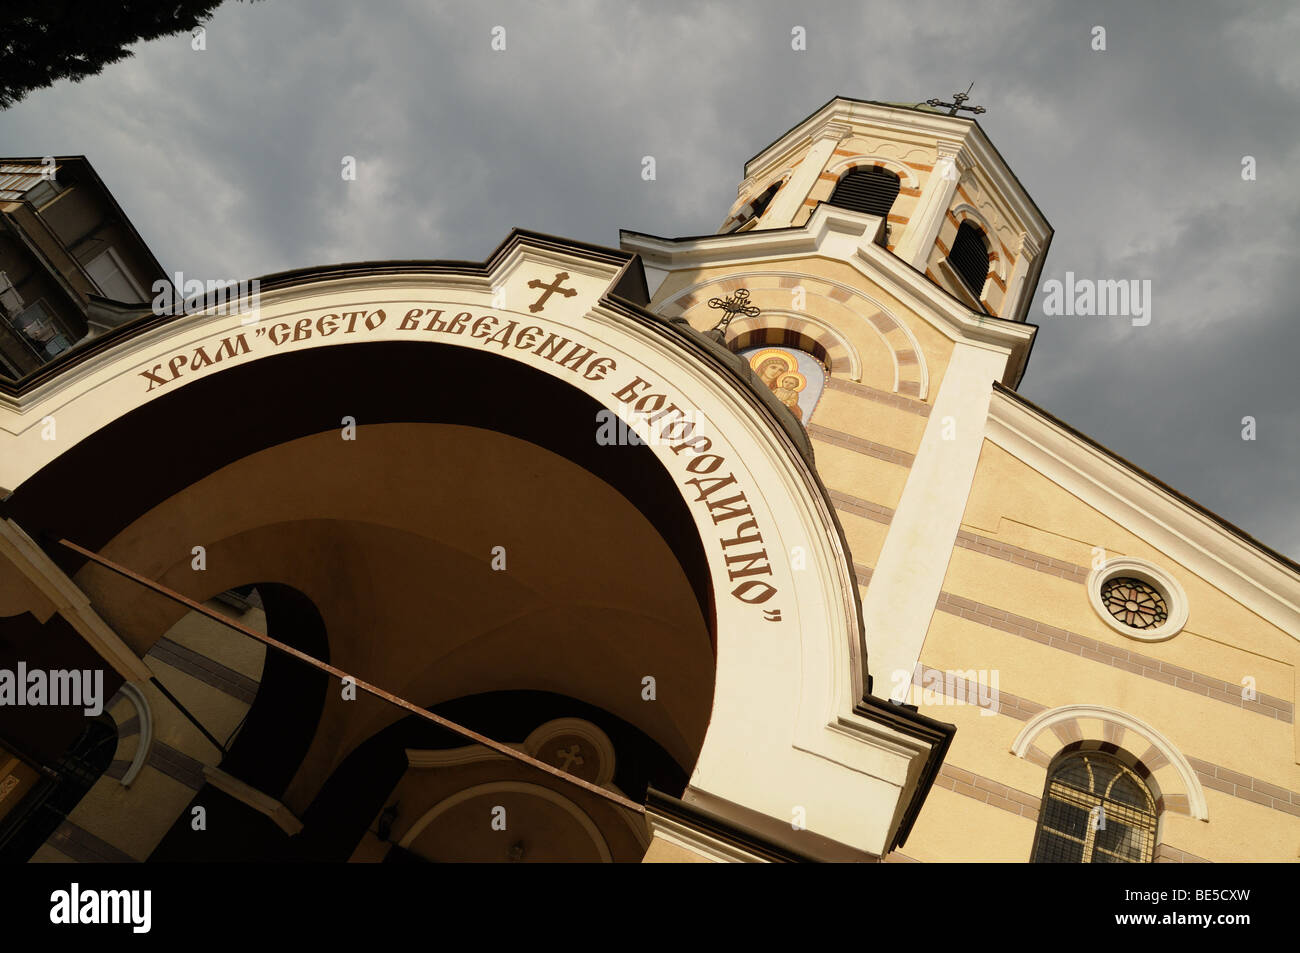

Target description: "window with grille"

left=828, top=166, right=900, bottom=218
left=1100, top=576, right=1169, bottom=631
left=948, top=221, right=990, bottom=297
left=1031, top=752, right=1157, bottom=863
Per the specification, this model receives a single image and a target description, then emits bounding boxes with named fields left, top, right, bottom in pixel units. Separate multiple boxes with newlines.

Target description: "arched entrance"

left=0, top=233, right=948, bottom=860
left=10, top=343, right=718, bottom=859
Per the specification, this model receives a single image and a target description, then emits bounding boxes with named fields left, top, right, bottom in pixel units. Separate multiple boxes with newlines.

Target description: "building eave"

left=621, top=203, right=1038, bottom=386
left=739, top=96, right=1053, bottom=256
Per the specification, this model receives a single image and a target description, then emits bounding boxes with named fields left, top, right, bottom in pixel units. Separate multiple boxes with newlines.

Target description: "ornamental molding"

left=622, top=203, right=1037, bottom=381
left=1011, top=703, right=1209, bottom=821
left=824, top=154, right=920, bottom=189
left=658, top=269, right=922, bottom=395
left=116, top=681, right=153, bottom=787
left=397, top=781, right=614, bottom=861
left=1087, top=556, right=1189, bottom=642
left=741, top=99, right=1051, bottom=251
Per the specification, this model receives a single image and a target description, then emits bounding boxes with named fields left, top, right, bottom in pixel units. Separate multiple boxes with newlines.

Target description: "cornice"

left=852, top=693, right=956, bottom=851
left=620, top=204, right=1038, bottom=384
left=648, top=787, right=879, bottom=863
left=960, top=123, right=1053, bottom=248
left=741, top=98, right=1051, bottom=248
left=745, top=99, right=978, bottom=177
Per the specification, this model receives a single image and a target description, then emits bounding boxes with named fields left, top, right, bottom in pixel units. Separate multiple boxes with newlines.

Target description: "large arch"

left=0, top=232, right=946, bottom=858
left=10, top=350, right=720, bottom=826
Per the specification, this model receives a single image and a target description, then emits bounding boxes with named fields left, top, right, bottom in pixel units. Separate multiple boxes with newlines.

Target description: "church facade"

left=0, top=97, right=1296, bottom=863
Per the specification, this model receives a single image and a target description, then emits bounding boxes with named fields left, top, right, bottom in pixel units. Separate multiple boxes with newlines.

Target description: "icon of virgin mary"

left=748, top=348, right=809, bottom=422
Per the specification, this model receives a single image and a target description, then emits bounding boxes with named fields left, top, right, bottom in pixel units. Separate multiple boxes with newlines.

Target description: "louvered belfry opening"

left=828, top=166, right=900, bottom=219
left=949, top=221, right=990, bottom=297
left=749, top=181, right=780, bottom=220
left=729, top=181, right=782, bottom=232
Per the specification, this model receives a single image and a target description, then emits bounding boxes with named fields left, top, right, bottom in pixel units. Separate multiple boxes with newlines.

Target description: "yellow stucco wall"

left=650, top=255, right=957, bottom=398
left=902, top=439, right=1300, bottom=862
left=30, top=603, right=266, bottom=863
left=647, top=254, right=960, bottom=580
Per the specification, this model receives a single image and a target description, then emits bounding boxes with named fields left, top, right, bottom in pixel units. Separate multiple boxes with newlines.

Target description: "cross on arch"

left=527, top=271, right=578, bottom=313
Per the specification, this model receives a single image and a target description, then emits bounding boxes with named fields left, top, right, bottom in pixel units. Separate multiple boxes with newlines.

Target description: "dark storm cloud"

left=1, top=0, right=1296, bottom=557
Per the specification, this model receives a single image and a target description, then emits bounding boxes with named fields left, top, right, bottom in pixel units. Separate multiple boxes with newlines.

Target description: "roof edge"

left=991, top=383, right=1300, bottom=581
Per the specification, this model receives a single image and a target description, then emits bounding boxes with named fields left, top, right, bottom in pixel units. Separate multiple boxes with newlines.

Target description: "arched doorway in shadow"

left=9, top=343, right=719, bottom=862
left=300, top=690, right=686, bottom=862
left=213, top=583, right=329, bottom=799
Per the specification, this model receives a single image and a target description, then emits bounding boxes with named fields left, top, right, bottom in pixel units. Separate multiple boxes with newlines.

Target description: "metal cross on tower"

left=705, top=288, right=760, bottom=342
left=926, top=82, right=986, bottom=117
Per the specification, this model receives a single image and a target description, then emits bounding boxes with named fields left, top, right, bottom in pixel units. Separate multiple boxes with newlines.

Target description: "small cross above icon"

left=706, top=288, right=761, bottom=341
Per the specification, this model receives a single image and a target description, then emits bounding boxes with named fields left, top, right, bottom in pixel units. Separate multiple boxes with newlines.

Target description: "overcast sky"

left=2, top=0, right=1297, bottom=561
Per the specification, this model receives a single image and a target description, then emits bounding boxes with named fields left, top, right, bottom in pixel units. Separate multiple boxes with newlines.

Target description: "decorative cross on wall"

left=555, top=744, right=585, bottom=771
left=527, top=271, right=577, bottom=313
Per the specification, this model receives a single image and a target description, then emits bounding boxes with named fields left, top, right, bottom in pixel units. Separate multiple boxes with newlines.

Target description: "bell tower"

left=621, top=95, right=1054, bottom=707
left=714, top=95, right=1051, bottom=322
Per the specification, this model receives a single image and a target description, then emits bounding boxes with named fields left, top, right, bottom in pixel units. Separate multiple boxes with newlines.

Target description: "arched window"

left=749, top=181, right=781, bottom=220
left=828, top=166, right=900, bottom=219
left=1031, top=752, right=1158, bottom=863
left=729, top=181, right=782, bottom=232
left=948, top=221, right=990, bottom=297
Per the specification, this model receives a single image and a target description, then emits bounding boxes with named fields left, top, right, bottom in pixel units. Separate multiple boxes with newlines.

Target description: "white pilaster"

left=0, top=518, right=154, bottom=681
left=1002, top=232, right=1040, bottom=322
left=757, top=121, right=850, bottom=230
left=860, top=341, right=1010, bottom=698
left=896, top=141, right=969, bottom=269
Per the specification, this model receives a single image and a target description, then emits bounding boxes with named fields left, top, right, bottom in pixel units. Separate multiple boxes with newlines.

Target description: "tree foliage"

left=1, top=1, right=259, bottom=109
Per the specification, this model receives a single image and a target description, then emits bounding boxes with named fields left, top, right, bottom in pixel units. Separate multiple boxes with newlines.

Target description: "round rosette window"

left=1087, top=558, right=1188, bottom=642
